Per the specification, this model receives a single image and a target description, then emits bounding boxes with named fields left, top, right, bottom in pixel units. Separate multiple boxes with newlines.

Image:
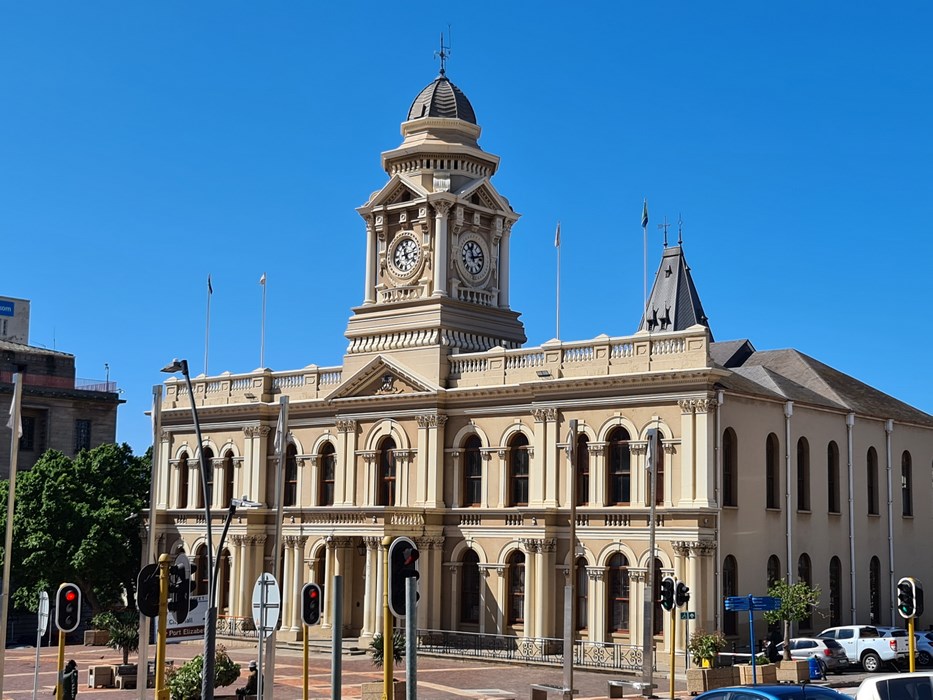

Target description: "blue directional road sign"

left=724, top=596, right=750, bottom=611
left=750, top=596, right=781, bottom=611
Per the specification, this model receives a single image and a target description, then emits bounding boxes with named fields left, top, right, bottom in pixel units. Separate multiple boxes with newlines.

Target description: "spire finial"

left=435, top=29, right=451, bottom=77
left=678, top=213, right=683, bottom=245
left=659, top=216, right=670, bottom=248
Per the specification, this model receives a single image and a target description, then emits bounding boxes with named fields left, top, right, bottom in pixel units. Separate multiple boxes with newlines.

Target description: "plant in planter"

left=165, top=645, right=240, bottom=700
left=368, top=631, right=405, bottom=666
left=762, top=580, right=821, bottom=661
left=687, top=629, right=728, bottom=668
left=90, top=611, right=139, bottom=665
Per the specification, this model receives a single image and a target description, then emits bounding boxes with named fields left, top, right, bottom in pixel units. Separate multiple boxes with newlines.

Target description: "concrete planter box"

left=776, top=659, right=810, bottom=683
left=87, top=665, right=114, bottom=688
left=738, top=664, right=777, bottom=685
left=361, top=680, right=406, bottom=700
left=686, top=667, right=738, bottom=694
left=83, top=629, right=110, bottom=645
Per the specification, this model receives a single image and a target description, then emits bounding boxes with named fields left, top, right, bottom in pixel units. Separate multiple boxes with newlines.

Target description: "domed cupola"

left=407, top=74, right=477, bottom=124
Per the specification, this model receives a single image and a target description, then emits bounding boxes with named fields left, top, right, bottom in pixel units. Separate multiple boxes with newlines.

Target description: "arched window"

left=508, top=433, right=530, bottom=507
left=827, top=442, right=840, bottom=514
left=575, top=557, right=588, bottom=631
left=200, top=447, right=214, bottom=509
left=463, top=435, right=483, bottom=507
left=653, top=558, right=663, bottom=635
left=798, top=553, right=813, bottom=629
left=284, top=444, right=298, bottom=507
left=221, top=450, right=235, bottom=508
left=655, top=438, right=665, bottom=505
left=869, top=556, right=881, bottom=624
left=218, top=548, right=231, bottom=612
left=575, top=434, right=590, bottom=506
left=766, top=433, right=780, bottom=509
left=319, top=442, right=336, bottom=506
left=767, top=555, right=782, bottom=588
left=902, top=451, right=913, bottom=517
left=378, top=437, right=396, bottom=506
left=177, top=453, right=189, bottom=509
left=723, top=555, right=738, bottom=636
left=867, top=448, right=879, bottom=515
left=797, top=437, right=810, bottom=511
left=507, top=550, right=525, bottom=625
left=607, top=428, right=632, bottom=505
left=195, top=544, right=209, bottom=596
left=830, top=556, right=842, bottom=627
left=460, top=549, right=480, bottom=625
left=314, top=547, right=326, bottom=585
left=723, top=428, right=738, bottom=507
left=607, top=553, right=629, bottom=633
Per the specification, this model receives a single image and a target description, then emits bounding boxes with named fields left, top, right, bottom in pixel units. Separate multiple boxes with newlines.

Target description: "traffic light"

left=659, top=576, right=675, bottom=611
left=168, top=554, right=195, bottom=624
left=676, top=581, right=691, bottom=608
left=137, top=564, right=160, bottom=618
left=388, top=537, right=420, bottom=618
left=55, top=583, right=82, bottom=632
left=301, top=582, right=323, bottom=626
left=898, top=577, right=920, bottom=619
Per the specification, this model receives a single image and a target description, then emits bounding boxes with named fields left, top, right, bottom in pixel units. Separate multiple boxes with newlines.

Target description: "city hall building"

left=154, top=68, right=933, bottom=654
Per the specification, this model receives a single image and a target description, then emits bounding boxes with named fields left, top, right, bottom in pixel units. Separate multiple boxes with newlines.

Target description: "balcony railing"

left=75, top=378, right=117, bottom=393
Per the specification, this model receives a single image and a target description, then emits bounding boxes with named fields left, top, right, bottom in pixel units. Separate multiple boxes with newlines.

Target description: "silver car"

left=777, top=637, right=851, bottom=674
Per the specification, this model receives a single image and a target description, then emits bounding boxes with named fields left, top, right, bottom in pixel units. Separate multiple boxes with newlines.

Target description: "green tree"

left=0, top=443, right=150, bottom=615
left=91, top=611, right=140, bottom=665
left=763, top=580, right=821, bottom=661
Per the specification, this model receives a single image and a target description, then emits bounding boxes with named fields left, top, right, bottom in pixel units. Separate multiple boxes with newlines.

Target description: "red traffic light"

left=309, top=589, right=318, bottom=599
left=65, top=590, right=77, bottom=602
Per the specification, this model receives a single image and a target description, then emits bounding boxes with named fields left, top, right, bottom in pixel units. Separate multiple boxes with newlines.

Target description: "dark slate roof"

left=709, top=339, right=755, bottom=368
left=0, top=339, right=73, bottom=358
left=710, top=342, right=933, bottom=426
left=638, top=245, right=712, bottom=338
left=407, top=76, right=477, bottom=124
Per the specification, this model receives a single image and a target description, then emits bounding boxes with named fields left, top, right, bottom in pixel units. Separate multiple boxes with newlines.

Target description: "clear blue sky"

left=2, top=2, right=931, bottom=456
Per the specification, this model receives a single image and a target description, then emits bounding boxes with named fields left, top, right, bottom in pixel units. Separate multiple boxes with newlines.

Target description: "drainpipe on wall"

left=714, top=389, right=724, bottom=634
left=846, top=413, right=856, bottom=624
left=784, top=401, right=794, bottom=591
left=885, top=419, right=895, bottom=626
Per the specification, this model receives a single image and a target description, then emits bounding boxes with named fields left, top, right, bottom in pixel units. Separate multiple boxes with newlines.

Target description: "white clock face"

left=461, top=240, right=485, bottom=275
left=392, top=238, right=420, bottom=273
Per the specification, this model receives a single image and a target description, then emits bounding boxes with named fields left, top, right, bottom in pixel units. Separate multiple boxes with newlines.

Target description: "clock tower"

left=344, top=69, right=526, bottom=383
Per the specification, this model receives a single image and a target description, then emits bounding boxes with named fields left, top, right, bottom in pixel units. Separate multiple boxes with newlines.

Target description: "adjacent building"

left=0, top=297, right=121, bottom=478
left=153, top=69, right=933, bottom=655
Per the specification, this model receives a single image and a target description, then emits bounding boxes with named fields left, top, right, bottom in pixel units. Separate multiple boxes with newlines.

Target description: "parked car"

left=819, top=625, right=911, bottom=672
left=855, top=671, right=933, bottom=700
left=914, top=633, right=933, bottom=666
left=775, top=637, right=850, bottom=674
left=696, top=685, right=851, bottom=700
left=877, top=627, right=922, bottom=664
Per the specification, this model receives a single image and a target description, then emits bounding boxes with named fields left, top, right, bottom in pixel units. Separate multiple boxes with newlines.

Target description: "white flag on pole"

left=6, top=373, right=22, bottom=438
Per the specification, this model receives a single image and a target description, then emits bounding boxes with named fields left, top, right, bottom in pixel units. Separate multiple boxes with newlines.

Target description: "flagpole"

left=0, top=370, right=25, bottom=695
left=259, top=273, right=267, bottom=368
left=555, top=221, right=561, bottom=340
left=204, top=275, right=212, bottom=376
left=642, top=200, right=649, bottom=319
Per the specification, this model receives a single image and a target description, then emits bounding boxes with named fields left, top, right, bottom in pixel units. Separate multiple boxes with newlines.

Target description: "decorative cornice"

left=336, top=419, right=357, bottom=434
left=678, top=399, right=695, bottom=414
left=586, top=566, right=607, bottom=582
left=694, top=398, right=717, bottom=414
left=417, top=414, right=448, bottom=429
left=432, top=200, right=453, bottom=218
left=629, top=567, right=648, bottom=583
left=532, top=407, right=557, bottom=423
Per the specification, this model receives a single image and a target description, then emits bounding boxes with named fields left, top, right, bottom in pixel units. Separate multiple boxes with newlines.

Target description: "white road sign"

left=251, top=573, right=280, bottom=639
left=37, top=591, right=49, bottom=635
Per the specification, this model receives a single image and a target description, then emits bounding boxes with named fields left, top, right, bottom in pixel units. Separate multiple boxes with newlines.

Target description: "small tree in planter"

left=165, top=645, right=240, bottom=700
left=368, top=631, right=405, bottom=666
left=762, top=580, right=821, bottom=661
left=90, top=611, right=139, bottom=666
left=687, top=629, right=728, bottom=668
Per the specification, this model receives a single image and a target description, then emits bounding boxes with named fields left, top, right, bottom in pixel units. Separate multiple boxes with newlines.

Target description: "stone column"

left=417, top=536, right=444, bottom=630
left=531, top=409, right=556, bottom=507
left=361, top=537, right=379, bottom=639
left=630, top=441, right=647, bottom=505
left=432, top=200, right=452, bottom=297
left=448, top=563, right=462, bottom=630
left=538, top=539, right=556, bottom=636
left=499, top=221, right=512, bottom=308
left=522, top=540, right=537, bottom=638
left=282, top=535, right=296, bottom=629
left=230, top=534, right=245, bottom=618
left=485, top=564, right=505, bottom=635
left=322, top=537, right=337, bottom=629
left=480, top=450, right=495, bottom=508
left=678, top=401, right=696, bottom=507
left=243, top=425, right=272, bottom=507
left=364, top=216, right=376, bottom=304
left=158, top=431, right=171, bottom=509
left=335, top=419, right=357, bottom=506
left=496, top=448, right=508, bottom=508
left=417, top=414, right=447, bottom=507
left=448, top=449, right=461, bottom=507
left=628, top=568, right=647, bottom=646
left=587, top=566, right=606, bottom=640
left=694, top=399, right=717, bottom=507
left=589, top=442, right=606, bottom=505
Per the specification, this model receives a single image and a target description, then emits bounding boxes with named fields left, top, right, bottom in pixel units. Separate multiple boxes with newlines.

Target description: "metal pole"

left=564, top=419, right=577, bottom=694
left=138, top=384, right=162, bottom=700
left=264, top=396, right=289, bottom=700
left=0, top=370, right=24, bottom=697
left=406, top=577, right=417, bottom=700
left=382, top=536, right=393, bottom=700
left=642, top=429, right=658, bottom=697
left=257, top=578, right=268, bottom=700
left=56, top=630, right=65, bottom=700
left=332, top=575, right=343, bottom=700
left=303, top=621, right=309, bottom=700
left=909, top=616, right=916, bottom=673
left=669, top=608, right=676, bottom=700
left=33, top=625, right=41, bottom=700
left=156, top=554, right=170, bottom=699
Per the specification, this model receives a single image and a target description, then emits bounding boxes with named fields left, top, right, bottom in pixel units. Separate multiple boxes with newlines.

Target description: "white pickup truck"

left=818, top=625, right=911, bottom=672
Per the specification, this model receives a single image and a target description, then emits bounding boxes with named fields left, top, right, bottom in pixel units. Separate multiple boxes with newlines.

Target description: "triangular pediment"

left=455, top=178, right=512, bottom=214
left=325, top=355, right=440, bottom=402
left=361, top=174, right=428, bottom=210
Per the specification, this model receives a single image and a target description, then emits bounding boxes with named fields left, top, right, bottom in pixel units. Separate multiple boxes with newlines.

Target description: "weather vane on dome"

left=435, top=28, right=451, bottom=77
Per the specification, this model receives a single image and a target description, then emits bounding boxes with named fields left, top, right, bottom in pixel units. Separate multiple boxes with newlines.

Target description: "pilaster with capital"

left=498, top=220, right=512, bottom=308
left=243, top=425, right=272, bottom=508
left=417, top=414, right=447, bottom=508
left=695, top=398, right=717, bottom=508
left=335, top=419, right=357, bottom=506
left=431, top=199, right=452, bottom=296
left=531, top=408, right=557, bottom=507
left=678, top=400, right=696, bottom=507
left=364, top=216, right=376, bottom=304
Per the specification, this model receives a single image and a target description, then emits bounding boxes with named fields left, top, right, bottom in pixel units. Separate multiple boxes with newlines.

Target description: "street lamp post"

left=161, top=358, right=218, bottom=700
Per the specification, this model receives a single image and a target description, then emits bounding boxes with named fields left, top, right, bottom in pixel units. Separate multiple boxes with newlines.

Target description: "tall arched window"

left=508, top=433, right=530, bottom=507
left=767, top=555, right=782, bottom=588
left=902, top=451, right=913, bottom=517
left=221, top=450, right=235, bottom=508
left=766, top=433, right=780, bottom=509
left=829, top=556, right=842, bottom=627
left=507, top=550, right=525, bottom=625
left=177, top=453, right=189, bottom=509
left=655, top=439, right=665, bottom=505
left=723, top=428, right=738, bottom=507
left=827, top=442, right=840, bottom=514
left=378, top=437, right=396, bottom=506
left=201, top=447, right=214, bottom=509
left=869, top=556, right=881, bottom=624
left=798, top=553, right=813, bottom=629
left=319, top=442, right=336, bottom=506
left=723, top=555, right=738, bottom=636
left=218, top=548, right=231, bottom=612
left=195, top=544, right=209, bottom=596
left=797, top=437, right=810, bottom=511
left=607, top=553, right=629, bottom=633
left=284, top=444, right=298, bottom=507
left=460, top=549, right=480, bottom=625
left=867, top=447, right=879, bottom=515
left=575, top=557, right=588, bottom=631
left=575, top=434, right=590, bottom=506
left=607, top=428, right=631, bottom=505
left=463, top=435, right=483, bottom=507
